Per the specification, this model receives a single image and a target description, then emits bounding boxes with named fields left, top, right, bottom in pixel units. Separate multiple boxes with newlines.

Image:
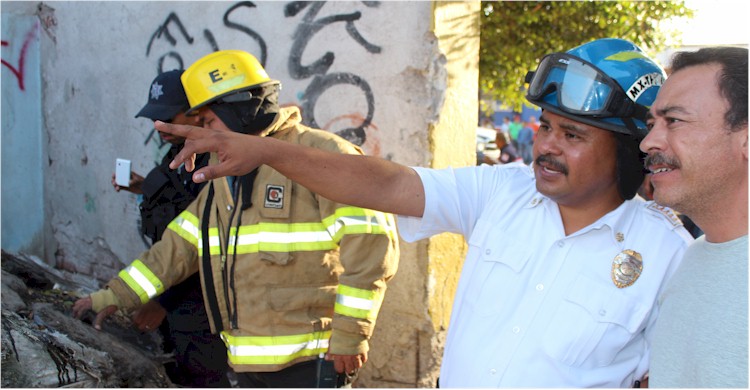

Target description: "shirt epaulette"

left=646, top=202, right=684, bottom=229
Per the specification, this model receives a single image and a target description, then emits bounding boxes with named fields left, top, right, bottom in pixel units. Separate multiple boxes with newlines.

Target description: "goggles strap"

left=525, top=71, right=535, bottom=84
left=622, top=116, right=642, bottom=137
left=631, top=104, right=649, bottom=124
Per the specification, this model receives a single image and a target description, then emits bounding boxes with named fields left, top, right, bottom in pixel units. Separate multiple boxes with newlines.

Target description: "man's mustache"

left=644, top=152, right=681, bottom=171
left=535, top=154, right=569, bottom=175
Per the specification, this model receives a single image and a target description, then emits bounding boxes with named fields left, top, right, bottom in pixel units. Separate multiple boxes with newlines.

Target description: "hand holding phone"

left=115, top=158, right=131, bottom=187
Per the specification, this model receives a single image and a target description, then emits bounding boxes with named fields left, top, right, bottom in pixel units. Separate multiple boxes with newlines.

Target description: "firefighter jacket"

left=98, top=107, right=400, bottom=373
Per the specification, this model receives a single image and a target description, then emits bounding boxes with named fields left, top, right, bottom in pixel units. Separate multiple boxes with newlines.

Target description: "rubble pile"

left=1, top=250, right=174, bottom=387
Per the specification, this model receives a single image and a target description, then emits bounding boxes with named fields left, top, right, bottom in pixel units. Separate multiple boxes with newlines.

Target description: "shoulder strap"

left=201, top=183, right=224, bottom=332
left=163, top=145, right=197, bottom=200
left=164, top=163, right=192, bottom=200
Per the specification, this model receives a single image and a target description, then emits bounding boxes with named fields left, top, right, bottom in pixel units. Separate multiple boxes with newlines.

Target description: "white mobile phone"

left=115, top=158, right=131, bottom=187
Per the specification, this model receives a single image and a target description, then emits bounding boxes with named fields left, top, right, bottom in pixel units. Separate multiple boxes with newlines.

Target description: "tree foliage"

left=480, top=1, right=693, bottom=113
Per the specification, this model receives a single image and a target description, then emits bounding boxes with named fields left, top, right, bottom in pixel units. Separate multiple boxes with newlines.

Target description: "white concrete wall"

left=2, top=1, right=444, bottom=278
left=2, top=1, right=480, bottom=386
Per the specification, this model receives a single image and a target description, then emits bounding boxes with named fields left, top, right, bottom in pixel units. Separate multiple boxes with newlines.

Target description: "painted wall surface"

left=1, top=1, right=479, bottom=386
left=1, top=12, right=47, bottom=259
left=33, top=1, right=442, bottom=282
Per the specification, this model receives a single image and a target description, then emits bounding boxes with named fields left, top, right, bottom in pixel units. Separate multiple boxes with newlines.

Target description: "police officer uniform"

left=398, top=164, right=692, bottom=387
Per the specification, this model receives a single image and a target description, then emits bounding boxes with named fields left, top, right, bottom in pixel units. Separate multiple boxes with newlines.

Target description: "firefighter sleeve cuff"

left=329, top=329, right=369, bottom=355
left=90, top=289, right=122, bottom=313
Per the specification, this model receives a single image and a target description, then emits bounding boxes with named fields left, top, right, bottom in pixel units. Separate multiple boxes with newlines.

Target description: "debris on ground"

left=1, top=250, right=174, bottom=387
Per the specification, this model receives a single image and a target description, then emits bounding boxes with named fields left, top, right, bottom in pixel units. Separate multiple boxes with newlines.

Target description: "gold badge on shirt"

left=611, top=249, right=643, bottom=288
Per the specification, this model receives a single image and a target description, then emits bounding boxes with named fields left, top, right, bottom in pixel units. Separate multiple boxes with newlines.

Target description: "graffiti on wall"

left=285, top=1, right=381, bottom=145
left=1, top=21, right=39, bottom=91
left=142, top=1, right=382, bottom=162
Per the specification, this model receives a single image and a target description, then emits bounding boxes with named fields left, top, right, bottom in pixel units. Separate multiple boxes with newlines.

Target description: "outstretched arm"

left=155, top=121, right=426, bottom=217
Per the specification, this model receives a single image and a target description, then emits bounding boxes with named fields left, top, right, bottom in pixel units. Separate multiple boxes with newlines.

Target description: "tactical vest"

left=139, top=147, right=209, bottom=244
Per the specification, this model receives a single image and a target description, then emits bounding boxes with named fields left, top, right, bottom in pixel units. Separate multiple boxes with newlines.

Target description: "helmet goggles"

left=217, top=83, right=280, bottom=104
left=187, top=83, right=280, bottom=116
left=525, top=52, right=649, bottom=124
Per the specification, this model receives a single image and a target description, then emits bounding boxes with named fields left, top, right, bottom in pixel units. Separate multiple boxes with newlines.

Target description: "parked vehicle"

left=476, top=127, right=500, bottom=164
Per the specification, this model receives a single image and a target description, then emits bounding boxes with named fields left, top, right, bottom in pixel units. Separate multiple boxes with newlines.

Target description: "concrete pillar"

left=356, top=2, right=480, bottom=386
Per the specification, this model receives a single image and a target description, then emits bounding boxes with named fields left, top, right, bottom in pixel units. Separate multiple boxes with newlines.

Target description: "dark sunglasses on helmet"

left=220, top=90, right=256, bottom=104
left=525, top=53, right=649, bottom=123
left=216, top=83, right=282, bottom=105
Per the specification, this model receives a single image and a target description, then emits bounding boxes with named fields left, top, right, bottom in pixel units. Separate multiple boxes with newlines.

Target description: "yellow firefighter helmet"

left=182, top=50, right=279, bottom=115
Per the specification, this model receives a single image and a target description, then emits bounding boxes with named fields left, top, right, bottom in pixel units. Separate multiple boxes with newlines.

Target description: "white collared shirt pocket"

left=464, top=227, right=532, bottom=317
left=542, top=273, right=649, bottom=367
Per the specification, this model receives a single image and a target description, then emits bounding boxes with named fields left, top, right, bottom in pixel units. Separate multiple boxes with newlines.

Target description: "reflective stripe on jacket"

left=105, top=107, right=399, bottom=373
left=221, top=330, right=331, bottom=366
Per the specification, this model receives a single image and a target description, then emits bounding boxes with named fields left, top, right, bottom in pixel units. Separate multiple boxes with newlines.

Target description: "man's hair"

left=671, top=47, right=748, bottom=131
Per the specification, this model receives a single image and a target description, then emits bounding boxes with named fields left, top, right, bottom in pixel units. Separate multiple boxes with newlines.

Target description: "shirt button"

left=599, top=309, right=607, bottom=316
left=536, top=284, right=544, bottom=291
left=490, top=369, right=497, bottom=375
left=485, top=249, right=491, bottom=255
left=512, top=326, right=520, bottom=334
left=226, top=205, right=233, bottom=211
left=557, top=241, right=565, bottom=247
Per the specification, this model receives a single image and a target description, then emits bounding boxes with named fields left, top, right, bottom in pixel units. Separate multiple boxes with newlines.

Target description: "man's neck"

left=686, top=179, right=747, bottom=243
left=692, top=202, right=748, bottom=243
left=558, top=197, right=624, bottom=236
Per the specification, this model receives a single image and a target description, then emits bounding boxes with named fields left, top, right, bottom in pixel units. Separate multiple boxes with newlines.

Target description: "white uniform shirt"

left=398, top=164, right=692, bottom=388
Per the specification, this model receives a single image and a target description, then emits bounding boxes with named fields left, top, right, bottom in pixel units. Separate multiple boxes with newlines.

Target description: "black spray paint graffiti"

left=142, top=2, right=267, bottom=163
left=142, top=1, right=381, bottom=162
left=285, top=1, right=381, bottom=145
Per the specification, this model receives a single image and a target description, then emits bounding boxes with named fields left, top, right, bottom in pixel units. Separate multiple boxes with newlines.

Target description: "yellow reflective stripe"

left=167, top=211, right=200, bottom=248
left=202, top=208, right=396, bottom=255
left=231, top=239, right=337, bottom=254
left=221, top=331, right=331, bottom=365
left=334, top=284, right=382, bottom=320
left=207, top=74, right=245, bottom=94
left=167, top=211, right=222, bottom=254
left=606, top=51, right=648, bottom=62
left=323, top=207, right=398, bottom=243
left=117, top=259, right=165, bottom=304
left=218, top=223, right=337, bottom=255
left=206, top=228, right=221, bottom=255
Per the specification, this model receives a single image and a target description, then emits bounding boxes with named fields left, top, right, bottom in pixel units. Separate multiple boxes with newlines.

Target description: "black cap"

left=134, top=70, right=189, bottom=121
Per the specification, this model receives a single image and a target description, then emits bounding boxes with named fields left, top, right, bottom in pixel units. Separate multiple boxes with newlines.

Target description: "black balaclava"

left=211, top=84, right=280, bottom=136
left=211, top=84, right=280, bottom=209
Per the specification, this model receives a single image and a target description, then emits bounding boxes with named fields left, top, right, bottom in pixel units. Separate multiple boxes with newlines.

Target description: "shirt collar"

left=526, top=193, right=633, bottom=245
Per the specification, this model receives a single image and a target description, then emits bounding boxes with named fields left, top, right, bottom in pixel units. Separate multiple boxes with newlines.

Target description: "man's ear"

left=741, top=125, right=748, bottom=161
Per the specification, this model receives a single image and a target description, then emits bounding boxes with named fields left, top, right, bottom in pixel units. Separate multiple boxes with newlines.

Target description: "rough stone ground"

left=1, top=250, right=174, bottom=387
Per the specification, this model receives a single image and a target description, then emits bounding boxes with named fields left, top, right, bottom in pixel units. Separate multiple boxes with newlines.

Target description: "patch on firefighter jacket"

left=265, top=185, right=285, bottom=209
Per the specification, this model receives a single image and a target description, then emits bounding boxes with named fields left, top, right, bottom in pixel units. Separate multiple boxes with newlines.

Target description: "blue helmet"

left=525, top=38, right=666, bottom=139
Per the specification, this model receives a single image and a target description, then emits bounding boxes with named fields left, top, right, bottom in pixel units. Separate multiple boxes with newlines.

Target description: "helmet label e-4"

left=209, top=69, right=223, bottom=83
